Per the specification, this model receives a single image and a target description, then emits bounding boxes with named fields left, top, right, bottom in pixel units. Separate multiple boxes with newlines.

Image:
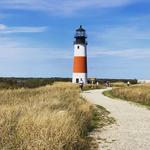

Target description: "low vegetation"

left=97, top=79, right=137, bottom=85
left=83, top=84, right=105, bottom=91
left=0, top=77, right=71, bottom=89
left=0, top=77, right=137, bottom=89
left=104, top=84, right=150, bottom=106
left=0, top=82, right=110, bottom=150
left=111, top=82, right=127, bottom=87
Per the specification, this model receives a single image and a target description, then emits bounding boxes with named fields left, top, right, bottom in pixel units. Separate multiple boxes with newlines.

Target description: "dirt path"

left=82, top=89, right=150, bottom=150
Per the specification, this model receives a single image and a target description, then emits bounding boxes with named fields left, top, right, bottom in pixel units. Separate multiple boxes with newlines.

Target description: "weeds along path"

left=82, top=89, right=150, bottom=150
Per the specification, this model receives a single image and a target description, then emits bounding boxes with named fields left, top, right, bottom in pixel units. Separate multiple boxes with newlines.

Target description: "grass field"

left=83, top=84, right=105, bottom=91
left=111, top=82, right=127, bottom=87
left=104, top=84, right=150, bottom=106
left=0, top=82, right=110, bottom=150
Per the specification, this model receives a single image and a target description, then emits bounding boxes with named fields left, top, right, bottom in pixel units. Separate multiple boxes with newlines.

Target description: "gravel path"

left=83, top=89, right=150, bottom=150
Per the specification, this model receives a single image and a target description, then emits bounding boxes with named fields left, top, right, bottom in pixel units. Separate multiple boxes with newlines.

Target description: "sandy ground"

left=82, top=89, right=150, bottom=150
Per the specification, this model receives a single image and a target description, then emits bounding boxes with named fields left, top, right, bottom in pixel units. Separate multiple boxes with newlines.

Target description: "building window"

left=77, top=46, right=80, bottom=49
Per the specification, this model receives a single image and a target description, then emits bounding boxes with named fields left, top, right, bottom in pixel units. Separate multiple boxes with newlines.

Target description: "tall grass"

left=0, top=82, right=96, bottom=150
left=109, top=84, right=150, bottom=106
left=111, top=82, right=127, bottom=87
left=83, top=84, right=104, bottom=91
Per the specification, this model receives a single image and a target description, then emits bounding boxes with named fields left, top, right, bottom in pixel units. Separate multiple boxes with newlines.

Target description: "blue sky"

left=0, top=0, right=150, bottom=79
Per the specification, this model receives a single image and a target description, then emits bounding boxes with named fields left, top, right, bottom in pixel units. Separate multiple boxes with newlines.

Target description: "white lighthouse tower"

left=72, top=25, right=88, bottom=84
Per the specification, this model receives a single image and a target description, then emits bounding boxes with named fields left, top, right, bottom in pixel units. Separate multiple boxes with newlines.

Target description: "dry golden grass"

left=111, top=82, right=127, bottom=87
left=83, top=84, right=104, bottom=91
left=0, top=82, right=95, bottom=150
left=110, top=84, right=150, bottom=106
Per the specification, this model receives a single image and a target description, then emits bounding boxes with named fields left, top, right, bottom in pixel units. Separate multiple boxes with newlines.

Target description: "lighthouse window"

left=76, top=78, right=79, bottom=83
left=77, top=46, right=80, bottom=49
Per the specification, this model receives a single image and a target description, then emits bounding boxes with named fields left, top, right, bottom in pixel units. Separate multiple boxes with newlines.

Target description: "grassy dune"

left=104, top=84, right=150, bottom=106
left=0, top=82, right=111, bottom=150
left=0, top=82, right=100, bottom=150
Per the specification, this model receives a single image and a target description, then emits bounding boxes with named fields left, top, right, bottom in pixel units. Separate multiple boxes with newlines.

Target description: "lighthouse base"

left=72, top=73, right=87, bottom=84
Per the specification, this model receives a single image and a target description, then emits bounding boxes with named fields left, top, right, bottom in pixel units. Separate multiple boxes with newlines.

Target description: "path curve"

left=83, top=89, right=150, bottom=150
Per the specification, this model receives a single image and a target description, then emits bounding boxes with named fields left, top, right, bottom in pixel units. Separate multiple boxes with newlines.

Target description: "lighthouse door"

left=76, top=78, right=79, bottom=83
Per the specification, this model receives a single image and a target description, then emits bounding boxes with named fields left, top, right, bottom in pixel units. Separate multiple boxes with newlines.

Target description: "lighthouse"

left=72, top=25, right=88, bottom=84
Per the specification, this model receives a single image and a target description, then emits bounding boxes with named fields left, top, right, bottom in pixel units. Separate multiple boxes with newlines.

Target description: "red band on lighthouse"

left=73, top=56, right=87, bottom=73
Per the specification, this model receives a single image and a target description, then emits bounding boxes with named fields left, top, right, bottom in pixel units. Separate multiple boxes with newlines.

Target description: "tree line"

left=0, top=77, right=137, bottom=89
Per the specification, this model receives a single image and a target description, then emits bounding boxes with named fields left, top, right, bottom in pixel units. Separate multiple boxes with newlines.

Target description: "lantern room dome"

left=76, top=25, right=85, bottom=32
left=74, top=25, right=87, bottom=45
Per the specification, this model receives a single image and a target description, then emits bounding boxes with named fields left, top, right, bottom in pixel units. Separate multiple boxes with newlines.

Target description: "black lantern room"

left=74, top=25, right=87, bottom=45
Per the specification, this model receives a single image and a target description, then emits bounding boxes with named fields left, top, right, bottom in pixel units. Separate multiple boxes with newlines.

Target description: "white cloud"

left=0, top=24, right=7, bottom=30
left=0, top=47, right=72, bottom=61
left=89, top=48, right=150, bottom=59
left=0, top=34, right=72, bottom=77
left=89, top=23, right=150, bottom=50
left=0, top=0, right=143, bottom=15
left=93, top=25, right=150, bottom=40
left=0, top=36, right=72, bottom=77
left=0, top=24, right=47, bottom=34
left=0, top=36, right=71, bottom=61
